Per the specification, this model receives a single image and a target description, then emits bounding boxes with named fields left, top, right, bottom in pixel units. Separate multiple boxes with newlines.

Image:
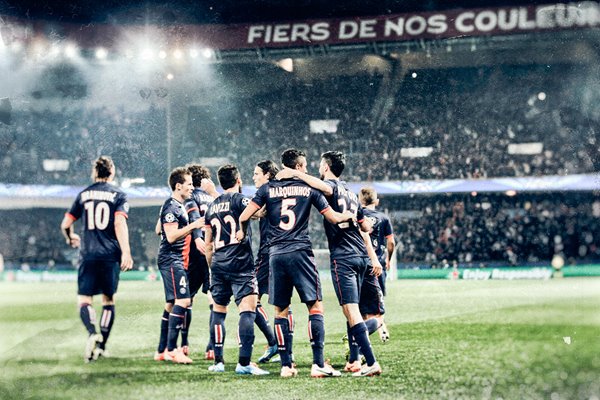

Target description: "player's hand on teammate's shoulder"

left=68, top=233, right=81, bottom=248
left=275, top=167, right=297, bottom=180
left=342, top=211, right=356, bottom=222
left=235, top=229, right=245, bottom=242
left=371, top=260, right=383, bottom=277
left=255, top=206, right=267, bottom=218
left=200, top=178, right=218, bottom=195
left=120, top=253, right=134, bottom=271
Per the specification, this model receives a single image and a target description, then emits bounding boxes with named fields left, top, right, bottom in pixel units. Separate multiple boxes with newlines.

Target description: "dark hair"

left=168, top=167, right=190, bottom=191
left=256, top=160, right=279, bottom=181
left=360, top=187, right=377, bottom=206
left=217, top=164, right=240, bottom=190
left=186, top=164, right=211, bottom=187
left=281, top=148, right=306, bottom=169
left=321, top=151, right=345, bottom=177
left=94, top=156, right=114, bottom=179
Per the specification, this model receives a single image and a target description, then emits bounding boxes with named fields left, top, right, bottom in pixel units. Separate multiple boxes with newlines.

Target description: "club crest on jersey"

left=242, top=197, right=250, bottom=206
left=367, top=216, right=378, bottom=226
left=165, top=213, right=176, bottom=223
left=180, top=288, right=187, bottom=294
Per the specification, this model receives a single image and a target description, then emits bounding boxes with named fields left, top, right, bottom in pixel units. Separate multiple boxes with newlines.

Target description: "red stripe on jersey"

left=115, top=211, right=128, bottom=219
left=163, top=222, right=178, bottom=226
left=320, top=206, right=331, bottom=215
left=170, top=267, right=177, bottom=300
left=248, top=201, right=261, bottom=210
left=65, top=212, right=77, bottom=221
left=385, top=234, right=394, bottom=239
left=357, top=218, right=364, bottom=223
left=182, top=235, right=191, bottom=270
left=187, top=207, right=199, bottom=214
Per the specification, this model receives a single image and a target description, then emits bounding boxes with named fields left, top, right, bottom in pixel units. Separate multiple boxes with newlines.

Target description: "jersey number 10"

left=84, top=201, right=110, bottom=231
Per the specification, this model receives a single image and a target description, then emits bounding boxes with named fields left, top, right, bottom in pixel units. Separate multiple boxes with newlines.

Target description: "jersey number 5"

left=280, top=198, right=296, bottom=231
left=84, top=202, right=110, bottom=230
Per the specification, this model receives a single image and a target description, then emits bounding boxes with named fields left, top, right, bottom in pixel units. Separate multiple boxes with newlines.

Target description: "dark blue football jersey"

left=363, top=208, right=394, bottom=263
left=322, top=179, right=368, bottom=260
left=66, top=181, right=129, bottom=262
left=258, top=217, right=269, bottom=255
left=205, top=192, right=254, bottom=271
left=157, top=197, right=191, bottom=269
left=185, top=188, right=214, bottom=241
left=250, top=179, right=330, bottom=255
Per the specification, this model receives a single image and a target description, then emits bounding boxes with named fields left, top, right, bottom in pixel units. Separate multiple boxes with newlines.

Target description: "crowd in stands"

left=2, top=193, right=599, bottom=270
left=1, top=64, right=597, bottom=186
left=0, top=106, right=167, bottom=186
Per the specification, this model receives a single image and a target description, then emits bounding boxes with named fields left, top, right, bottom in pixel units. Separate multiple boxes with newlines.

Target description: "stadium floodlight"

left=202, top=48, right=214, bottom=59
left=411, top=72, right=417, bottom=78
left=189, top=48, right=199, bottom=58
left=158, top=50, right=167, bottom=59
left=276, top=58, right=293, bottom=72
left=173, top=49, right=183, bottom=59
left=64, top=43, right=78, bottom=58
left=537, top=92, right=546, bottom=101
left=505, top=190, right=517, bottom=197
left=166, top=73, right=174, bottom=80
left=95, top=48, right=108, bottom=59
left=140, top=48, right=154, bottom=60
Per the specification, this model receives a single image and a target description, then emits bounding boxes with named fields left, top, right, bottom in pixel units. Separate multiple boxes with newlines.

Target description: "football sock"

left=211, top=311, right=227, bottom=364
left=238, top=311, right=256, bottom=366
left=364, top=317, right=380, bottom=335
left=274, top=317, right=292, bottom=367
left=255, top=303, right=277, bottom=347
left=79, top=303, right=97, bottom=335
left=206, top=304, right=215, bottom=352
left=181, top=306, right=192, bottom=347
left=157, top=309, right=169, bottom=353
left=347, top=322, right=360, bottom=363
left=287, top=307, right=295, bottom=358
left=167, top=305, right=187, bottom=352
left=350, top=322, right=376, bottom=366
left=308, top=311, right=325, bottom=368
left=98, top=305, right=115, bottom=350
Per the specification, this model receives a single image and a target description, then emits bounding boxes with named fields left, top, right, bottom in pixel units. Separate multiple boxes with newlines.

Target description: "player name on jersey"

left=209, top=202, right=230, bottom=214
left=81, top=190, right=118, bottom=203
left=269, top=185, right=311, bottom=198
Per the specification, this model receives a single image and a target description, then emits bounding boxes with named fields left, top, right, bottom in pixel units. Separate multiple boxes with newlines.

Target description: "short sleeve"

left=356, top=205, right=365, bottom=224
left=66, top=193, right=83, bottom=221
left=161, top=203, right=178, bottom=225
left=250, top=183, right=269, bottom=209
left=311, top=189, right=330, bottom=214
left=115, top=192, right=129, bottom=219
left=382, top=215, right=394, bottom=237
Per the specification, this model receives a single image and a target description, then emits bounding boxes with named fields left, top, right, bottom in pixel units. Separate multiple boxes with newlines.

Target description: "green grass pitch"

left=1, top=278, right=599, bottom=399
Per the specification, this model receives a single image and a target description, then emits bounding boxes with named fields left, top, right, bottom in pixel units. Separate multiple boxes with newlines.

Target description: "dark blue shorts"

left=330, top=257, right=369, bottom=305
left=78, top=259, right=120, bottom=297
left=255, top=252, right=270, bottom=296
left=269, top=249, right=322, bottom=308
left=359, top=264, right=386, bottom=316
left=210, top=267, right=258, bottom=307
left=159, top=263, right=191, bottom=302
left=188, top=250, right=210, bottom=297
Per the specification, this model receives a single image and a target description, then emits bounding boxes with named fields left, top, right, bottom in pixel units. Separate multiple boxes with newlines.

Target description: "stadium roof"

left=0, top=0, right=559, bottom=25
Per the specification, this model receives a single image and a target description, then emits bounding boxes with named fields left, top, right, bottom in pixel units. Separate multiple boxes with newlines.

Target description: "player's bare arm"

left=236, top=202, right=260, bottom=241
left=276, top=167, right=334, bottom=197
left=360, top=230, right=383, bottom=277
left=204, top=227, right=214, bottom=267
left=322, top=208, right=355, bottom=225
left=200, top=178, right=220, bottom=198
left=386, top=236, right=395, bottom=271
left=114, top=214, right=134, bottom=271
left=60, top=215, right=80, bottom=248
left=163, top=218, right=204, bottom=243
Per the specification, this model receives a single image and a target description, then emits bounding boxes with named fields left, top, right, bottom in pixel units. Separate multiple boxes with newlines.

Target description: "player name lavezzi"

left=269, top=186, right=311, bottom=198
left=209, top=202, right=231, bottom=214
